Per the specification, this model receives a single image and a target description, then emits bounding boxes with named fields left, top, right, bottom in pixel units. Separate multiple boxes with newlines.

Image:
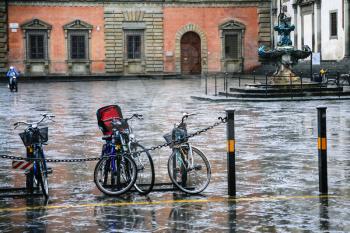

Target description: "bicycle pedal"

left=193, top=165, right=202, bottom=170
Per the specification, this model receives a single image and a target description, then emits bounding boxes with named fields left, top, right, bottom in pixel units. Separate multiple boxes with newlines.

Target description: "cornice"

left=9, top=0, right=265, bottom=7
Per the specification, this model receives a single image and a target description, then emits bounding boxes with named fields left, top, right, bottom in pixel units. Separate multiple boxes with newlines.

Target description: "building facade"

left=2, top=0, right=271, bottom=76
left=273, top=0, right=350, bottom=62
left=0, top=1, right=7, bottom=73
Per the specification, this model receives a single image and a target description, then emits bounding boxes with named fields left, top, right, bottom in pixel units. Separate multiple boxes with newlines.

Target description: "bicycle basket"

left=163, top=133, right=173, bottom=148
left=19, top=127, right=48, bottom=146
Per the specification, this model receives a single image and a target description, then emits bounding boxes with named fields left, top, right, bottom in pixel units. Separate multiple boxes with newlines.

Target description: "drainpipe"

left=270, top=0, right=274, bottom=47
left=316, top=0, right=321, bottom=59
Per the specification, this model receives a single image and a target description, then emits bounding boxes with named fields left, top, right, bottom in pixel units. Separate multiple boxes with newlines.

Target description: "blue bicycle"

left=94, top=105, right=155, bottom=196
left=14, top=114, right=55, bottom=198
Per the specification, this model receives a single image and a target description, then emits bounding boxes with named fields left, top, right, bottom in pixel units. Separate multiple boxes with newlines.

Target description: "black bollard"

left=337, top=72, right=341, bottom=99
left=215, top=74, right=217, bottom=96
left=253, top=70, right=256, bottom=83
left=289, top=73, right=293, bottom=99
left=226, top=109, right=236, bottom=196
left=226, top=74, right=228, bottom=98
left=205, top=73, right=208, bottom=95
left=224, top=73, right=227, bottom=92
left=300, top=72, right=303, bottom=93
left=265, top=74, right=268, bottom=96
left=317, top=106, right=328, bottom=194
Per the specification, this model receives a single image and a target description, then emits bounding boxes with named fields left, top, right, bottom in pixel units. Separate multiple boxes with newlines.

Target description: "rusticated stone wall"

left=0, top=1, right=7, bottom=73
left=104, top=4, right=164, bottom=74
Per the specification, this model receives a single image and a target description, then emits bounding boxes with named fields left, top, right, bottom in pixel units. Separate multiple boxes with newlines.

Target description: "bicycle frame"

left=178, top=144, right=194, bottom=169
left=15, top=114, right=54, bottom=197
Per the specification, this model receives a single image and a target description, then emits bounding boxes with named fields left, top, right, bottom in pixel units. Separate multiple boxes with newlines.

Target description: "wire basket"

left=163, top=133, right=173, bottom=148
left=19, top=127, right=48, bottom=146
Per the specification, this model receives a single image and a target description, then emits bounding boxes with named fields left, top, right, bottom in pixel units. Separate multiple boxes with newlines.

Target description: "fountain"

left=258, top=12, right=311, bottom=85
left=191, top=10, right=350, bottom=101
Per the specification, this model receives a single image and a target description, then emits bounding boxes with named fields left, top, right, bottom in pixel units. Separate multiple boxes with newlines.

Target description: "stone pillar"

left=316, top=0, right=321, bottom=57
left=345, top=0, right=350, bottom=57
left=292, top=3, right=298, bottom=48
left=0, top=0, right=7, bottom=73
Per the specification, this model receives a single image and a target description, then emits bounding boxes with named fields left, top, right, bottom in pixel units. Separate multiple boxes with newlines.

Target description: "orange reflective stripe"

left=318, top=137, right=327, bottom=150
left=227, top=140, right=235, bottom=153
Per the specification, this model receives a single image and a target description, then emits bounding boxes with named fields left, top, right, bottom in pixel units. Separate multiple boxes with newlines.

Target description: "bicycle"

left=14, top=114, right=55, bottom=198
left=163, top=113, right=211, bottom=194
left=94, top=105, right=155, bottom=196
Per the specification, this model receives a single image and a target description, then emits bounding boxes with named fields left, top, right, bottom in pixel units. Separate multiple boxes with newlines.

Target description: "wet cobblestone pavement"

left=0, top=78, right=350, bottom=232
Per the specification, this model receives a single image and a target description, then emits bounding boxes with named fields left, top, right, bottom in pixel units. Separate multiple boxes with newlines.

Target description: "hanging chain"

left=0, top=116, right=227, bottom=163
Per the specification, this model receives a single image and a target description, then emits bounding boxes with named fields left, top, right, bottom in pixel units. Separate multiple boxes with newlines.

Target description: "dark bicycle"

left=164, top=113, right=211, bottom=194
left=94, top=105, right=155, bottom=195
left=14, top=114, right=55, bottom=198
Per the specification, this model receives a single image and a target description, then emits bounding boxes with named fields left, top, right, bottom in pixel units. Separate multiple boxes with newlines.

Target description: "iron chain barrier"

left=0, top=117, right=227, bottom=163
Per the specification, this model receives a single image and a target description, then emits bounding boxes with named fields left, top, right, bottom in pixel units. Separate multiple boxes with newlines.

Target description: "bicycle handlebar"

left=14, top=113, right=55, bottom=129
left=181, top=113, right=197, bottom=123
left=101, top=114, right=143, bottom=123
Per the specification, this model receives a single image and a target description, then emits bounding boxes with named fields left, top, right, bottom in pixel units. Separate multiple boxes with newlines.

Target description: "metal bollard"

left=215, top=75, right=217, bottom=96
left=265, top=74, right=268, bottom=96
left=238, top=75, right=241, bottom=87
left=224, top=73, right=227, bottom=92
left=337, top=72, right=341, bottom=99
left=225, top=74, right=228, bottom=98
left=205, top=73, right=208, bottom=95
left=226, top=109, right=236, bottom=196
left=300, top=72, right=303, bottom=94
left=253, top=70, right=256, bottom=83
left=317, top=106, right=328, bottom=194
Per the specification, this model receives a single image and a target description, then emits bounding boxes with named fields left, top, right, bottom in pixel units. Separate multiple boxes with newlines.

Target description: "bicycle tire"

left=37, top=160, right=49, bottom=198
left=130, top=142, right=155, bottom=195
left=94, top=155, right=137, bottom=196
left=167, top=145, right=211, bottom=194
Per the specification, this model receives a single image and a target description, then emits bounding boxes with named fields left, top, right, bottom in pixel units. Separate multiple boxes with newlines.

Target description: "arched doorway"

left=180, top=31, right=201, bottom=74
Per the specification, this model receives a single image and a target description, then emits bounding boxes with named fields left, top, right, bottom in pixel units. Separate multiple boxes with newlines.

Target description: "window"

left=26, top=31, right=48, bottom=60
left=63, top=20, right=92, bottom=62
left=29, top=34, right=45, bottom=59
left=124, top=30, right=143, bottom=60
left=330, top=11, right=338, bottom=38
left=127, top=35, right=141, bottom=59
left=70, top=35, right=86, bottom=59
left=225, top=34, right=239, bottom=59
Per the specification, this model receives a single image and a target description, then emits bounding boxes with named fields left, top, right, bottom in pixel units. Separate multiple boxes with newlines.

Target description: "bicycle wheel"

left=168, top=145, right=211, bottom=194
left=130, top=142, right=155, bottom=195
left=94, top=155, right=137, bottom=196
left=37, top=160, right=49, bottom=198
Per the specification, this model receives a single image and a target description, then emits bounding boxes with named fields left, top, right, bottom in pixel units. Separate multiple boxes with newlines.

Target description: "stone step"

left=219, top=89, right=349, bottom=98
left=229, top=86, right=343, bottom=94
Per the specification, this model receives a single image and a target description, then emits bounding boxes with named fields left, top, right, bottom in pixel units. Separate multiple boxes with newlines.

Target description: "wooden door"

left=181, top=32, right=201, bottom=74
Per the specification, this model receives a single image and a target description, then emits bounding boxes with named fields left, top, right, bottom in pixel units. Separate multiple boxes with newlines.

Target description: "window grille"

left=127, top=35, right=141, bottom=59
left=29, top=34, right=45, bottom=59
left=225, top=34, right=239, bottom=59
left=71, top=35, right=86, bottom=59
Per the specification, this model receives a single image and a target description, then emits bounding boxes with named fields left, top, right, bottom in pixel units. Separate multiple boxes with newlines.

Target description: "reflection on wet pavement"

left=0, top=78, right=350, bottom=232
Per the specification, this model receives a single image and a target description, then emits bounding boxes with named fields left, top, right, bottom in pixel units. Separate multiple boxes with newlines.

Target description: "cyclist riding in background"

left=6, top=66, right=20, bottom=88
